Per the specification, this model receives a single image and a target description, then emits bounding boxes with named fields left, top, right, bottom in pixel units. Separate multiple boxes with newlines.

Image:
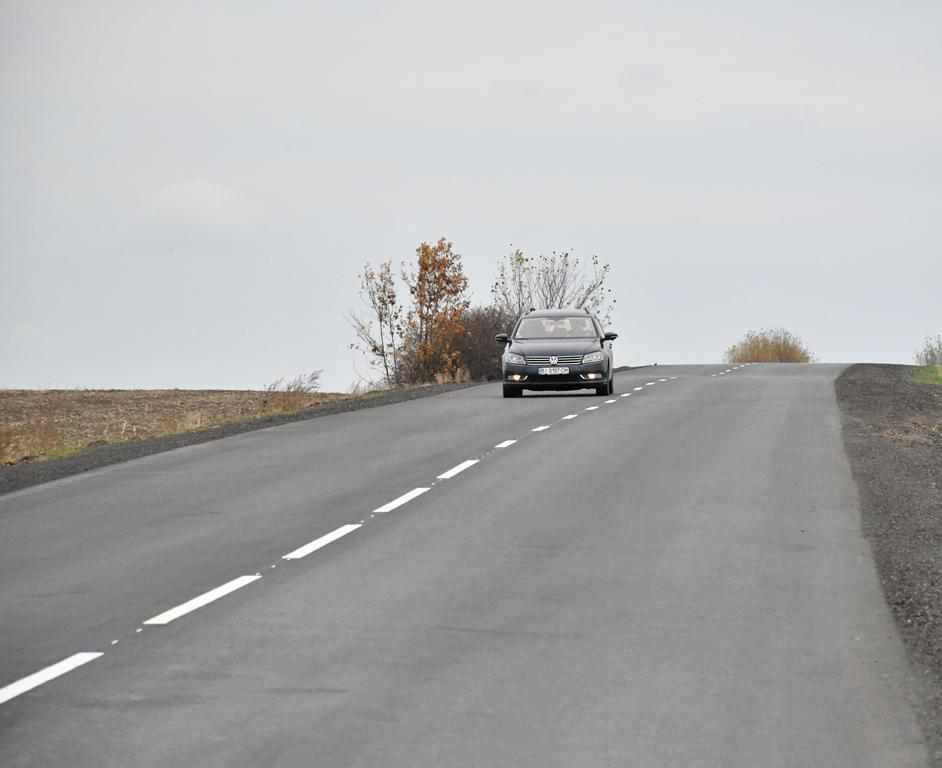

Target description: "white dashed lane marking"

left=143, top=574, right=262, bottom=626
left=0, top=652, right=103, bottom=705
left=374, top=487, right=431, bottom=514
left=7, top=369, right=698, bottom=705
left=437, top=459, right=479, bottom=480
left=282, top=524, right=362, bottom=561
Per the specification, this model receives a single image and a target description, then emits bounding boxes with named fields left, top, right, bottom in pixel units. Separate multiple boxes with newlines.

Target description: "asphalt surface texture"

left=837, top=364, right=942, bottom=766
left=0, top=364, right=929, bottom=767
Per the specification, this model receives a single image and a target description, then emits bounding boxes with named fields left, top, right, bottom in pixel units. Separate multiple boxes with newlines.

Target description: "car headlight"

left=505, top=352, right=526, bottom=365
left=582, top=351, right=604, bottom=364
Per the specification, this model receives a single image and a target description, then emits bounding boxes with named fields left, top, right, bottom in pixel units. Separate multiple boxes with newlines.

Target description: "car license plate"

left=538, top=366, right=570, bottom=375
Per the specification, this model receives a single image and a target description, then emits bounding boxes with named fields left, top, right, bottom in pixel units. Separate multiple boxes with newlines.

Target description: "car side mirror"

left=495, top=333, right=509, bottom=345
left=603, top=332, right=618, bottom=342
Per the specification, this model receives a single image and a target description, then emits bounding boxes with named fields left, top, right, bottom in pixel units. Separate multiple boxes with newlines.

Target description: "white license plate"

left=538, top=366, right=570, bottom=375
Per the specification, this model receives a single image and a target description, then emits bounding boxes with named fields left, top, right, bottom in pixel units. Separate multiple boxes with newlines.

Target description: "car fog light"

left=584, top=372, right=602, bottom=380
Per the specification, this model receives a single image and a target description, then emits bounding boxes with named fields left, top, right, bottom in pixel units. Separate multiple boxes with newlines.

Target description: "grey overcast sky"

left=2, top=1, right=939, bottom=392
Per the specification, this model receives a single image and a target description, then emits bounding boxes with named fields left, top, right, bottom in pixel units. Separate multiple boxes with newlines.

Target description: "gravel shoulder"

left=836, top=364, right=942, bottom=765
left=0, top=382, right=480, bottom=497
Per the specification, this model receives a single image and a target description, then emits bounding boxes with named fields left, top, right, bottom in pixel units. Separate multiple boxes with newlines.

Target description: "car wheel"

left=595, top=383, right=607, bottom=395
left=608, top=377, right=615, bottom=395
left=503, top=384, right=522, bottom=398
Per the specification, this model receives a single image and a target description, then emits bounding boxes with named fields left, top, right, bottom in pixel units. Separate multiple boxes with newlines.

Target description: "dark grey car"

left=495, top=309, right=618, bottom=398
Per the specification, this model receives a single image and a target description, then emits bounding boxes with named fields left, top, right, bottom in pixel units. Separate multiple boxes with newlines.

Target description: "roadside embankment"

left=836, top=364, right=942, bottom=765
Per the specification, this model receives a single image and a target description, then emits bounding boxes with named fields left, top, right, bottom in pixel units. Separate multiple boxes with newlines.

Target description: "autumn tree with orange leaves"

left=400, top=238, right=470, bottom=383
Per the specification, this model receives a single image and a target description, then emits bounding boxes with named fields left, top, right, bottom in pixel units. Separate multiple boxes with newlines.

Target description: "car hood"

left=509, top=338, right=601, bottom=356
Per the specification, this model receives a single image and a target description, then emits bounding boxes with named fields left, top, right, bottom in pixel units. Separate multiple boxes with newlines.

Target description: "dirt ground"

left=836, top=364, right=942, bottom=765
left=0, top=389, right=349, bottom=465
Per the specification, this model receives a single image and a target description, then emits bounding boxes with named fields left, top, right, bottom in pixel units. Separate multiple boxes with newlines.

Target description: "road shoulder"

left=836, top=363, right=942, bottom=766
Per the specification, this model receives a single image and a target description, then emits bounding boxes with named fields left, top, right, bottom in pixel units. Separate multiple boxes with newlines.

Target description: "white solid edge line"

left=532, top=425, right=551, bottom=432
left=283, top=523, right=362, bottom=560
left=374, top=487, right=431, bottom=514
left=605, top=399, right=616, bottom=404
left=437, top=459, right=480, bottom=480
left=585, top=405, right=599, bottom=411
left=144, top=574, right=262, bottom=625
left=495, top=439, right=516, bottom=448
left=0, top=652, right=103, bottom=705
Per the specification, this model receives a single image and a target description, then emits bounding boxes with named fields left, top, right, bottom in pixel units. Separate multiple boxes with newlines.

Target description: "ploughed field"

left=0, top=389, right=349, bottom=465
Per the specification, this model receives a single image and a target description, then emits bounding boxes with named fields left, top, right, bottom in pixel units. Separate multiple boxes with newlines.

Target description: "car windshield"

left=515, top=316, right=597, bottom=339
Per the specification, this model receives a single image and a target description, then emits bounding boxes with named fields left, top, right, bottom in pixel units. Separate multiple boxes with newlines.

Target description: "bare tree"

left=491, top=247, right=616, bottom=326
left=915, top=334, right=942, bottom=366
left=348, top=261, right=402, bottom=387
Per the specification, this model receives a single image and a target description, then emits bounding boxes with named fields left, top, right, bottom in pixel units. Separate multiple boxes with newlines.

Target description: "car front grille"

left=525, top=355, right=584, bottom=365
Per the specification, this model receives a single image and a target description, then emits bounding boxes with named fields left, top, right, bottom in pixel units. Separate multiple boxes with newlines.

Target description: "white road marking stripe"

left=658, top=378, right=668, bottom=382
left=562, top=414, right=578, bottom=420
left=437, top=459, right=479, bottom=480
left=605, top=399, right=616, bottom=404
left=282, top=524, right=362, bottom=560
left=670, top=376, right=678, bottom=380
left=633, top=386, right=644, bottom=391
left=645, top=382, right=655, bottom=386
left=532, top=425, right=551, bottom=432
left=495, top=439, right=516, bottom=448
left=620, top=393, right=631, bottom=397
left=0, top=652, right=103, bottom=705
left=374, top=487, right=431, bottom=514
left=144, top=574, right=262, bottom=625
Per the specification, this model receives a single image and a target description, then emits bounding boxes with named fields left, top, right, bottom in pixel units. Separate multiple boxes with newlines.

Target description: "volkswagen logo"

left=549, top=356, right=558, bottom=365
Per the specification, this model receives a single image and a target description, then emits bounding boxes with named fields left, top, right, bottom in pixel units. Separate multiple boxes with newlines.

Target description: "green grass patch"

left=913, top=366, right=942, bottom=386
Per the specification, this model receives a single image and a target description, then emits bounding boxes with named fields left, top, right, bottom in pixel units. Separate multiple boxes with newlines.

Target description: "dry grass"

left=0, top=389, right=350, bottom=465
left=725, top=328, right=813, bottom=363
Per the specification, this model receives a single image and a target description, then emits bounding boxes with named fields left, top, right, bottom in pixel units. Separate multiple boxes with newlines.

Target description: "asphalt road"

left=0, top=365, right=928, bottom=767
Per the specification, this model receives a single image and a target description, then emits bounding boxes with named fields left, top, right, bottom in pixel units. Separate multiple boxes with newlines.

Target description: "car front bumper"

left=502, top=362, right=608, bottom=389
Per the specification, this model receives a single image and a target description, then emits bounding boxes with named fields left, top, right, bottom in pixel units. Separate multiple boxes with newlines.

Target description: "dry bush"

left=264, top=371, right=323, bottom=414
left=915, top=335, right=942, bottom=366
left=433, top=367, right=471, bottom=385
left=453, top=305, right=512, bottom=381
left=725, top=328, right=813, bottom=363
